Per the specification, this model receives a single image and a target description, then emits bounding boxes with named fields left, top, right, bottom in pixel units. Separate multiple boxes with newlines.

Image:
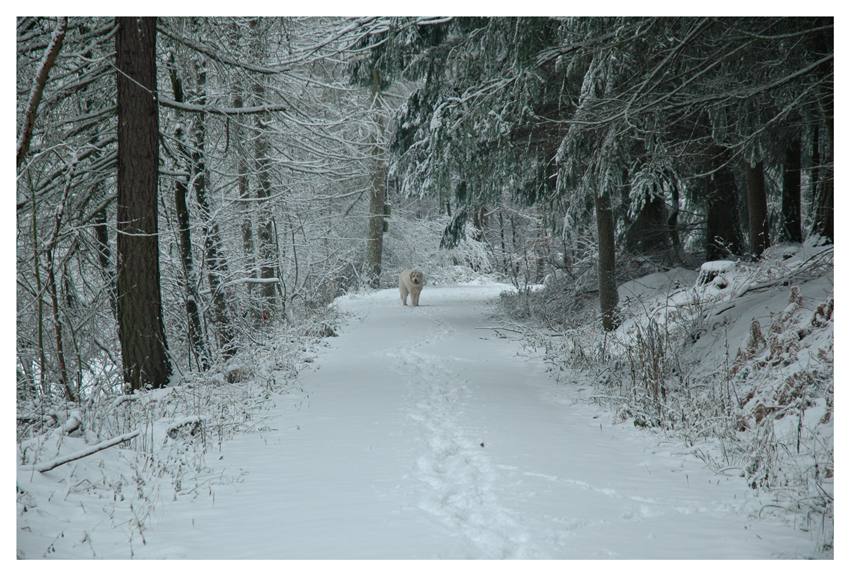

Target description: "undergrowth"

left=16, top=305, right=342, bottom=558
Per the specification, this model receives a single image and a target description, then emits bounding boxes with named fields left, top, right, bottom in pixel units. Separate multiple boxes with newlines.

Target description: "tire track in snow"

left=384, top=307, right=534, bottom=559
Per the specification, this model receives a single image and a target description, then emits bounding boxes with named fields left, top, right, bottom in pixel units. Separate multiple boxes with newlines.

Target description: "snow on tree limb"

left=159, top=96, right=286, bottom=116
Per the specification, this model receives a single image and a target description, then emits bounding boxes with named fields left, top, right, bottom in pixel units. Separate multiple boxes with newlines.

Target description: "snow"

left=16, top=282, right=829, bottom=560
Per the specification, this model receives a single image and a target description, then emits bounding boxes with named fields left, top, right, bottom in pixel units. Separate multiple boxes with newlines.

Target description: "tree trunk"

left=705, top=147, right=744, bottom=261
left=193, top=60, right=237, bottom=357
left=249, top=19, right=281, bottom=319
left=167, top=51, right=209, bottom=371
left=46, top=248, right=74, bottom=401
left=253, top=107, right=280, bottom=311
left=31, top=192, right=48, bottom=396
left=174, top=136, right=209, bottom=371
left=92, top=203, right=117, bottom=317
left=115, top=17, right=171, bottom=391
left=595, top=192, right=619, bottom=332
left=812, top=19, right=834, bottom=242
left=810, top=124, right=820, bottom=231
left=781, top=138, right=802, bottom=243
left=233, top=93, right=261, bottom=326
left=813, top=124, right=834, bottom=241
left=746, top=160, right=770, bottom=259
left=667, top=180, right=684, bottom=264
left=364, top=83, right=387, bottom=289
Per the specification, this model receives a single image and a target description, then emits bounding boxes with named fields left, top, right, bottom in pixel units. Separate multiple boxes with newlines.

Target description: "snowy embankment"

left=503, top=238, right=834, bottom=554
left=17, top=280, right=828, bottom=559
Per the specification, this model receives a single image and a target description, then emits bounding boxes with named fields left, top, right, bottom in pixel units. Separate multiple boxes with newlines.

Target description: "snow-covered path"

left=126, top=285, right=815, bottom=558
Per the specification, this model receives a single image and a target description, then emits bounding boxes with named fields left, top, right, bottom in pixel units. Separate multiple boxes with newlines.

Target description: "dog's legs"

left=400, top=285, right=408, bottom=306
left=411, top=291, right=419, bottom=307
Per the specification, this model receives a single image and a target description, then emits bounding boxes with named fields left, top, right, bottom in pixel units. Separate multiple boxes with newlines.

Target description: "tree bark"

left=116, top=17, right=171, bottom=391
left=595, top=192, right=619, bottom=332
left=781, top=138, right=802, bottom=243
left=746, top=160, right=770, bottom=259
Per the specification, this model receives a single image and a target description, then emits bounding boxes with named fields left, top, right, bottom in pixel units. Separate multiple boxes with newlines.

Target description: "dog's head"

left=409, top=269, right=423, bottom=286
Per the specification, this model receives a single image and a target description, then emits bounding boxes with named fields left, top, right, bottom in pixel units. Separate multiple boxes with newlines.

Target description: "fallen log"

left=33, top=429, right=141, bottom=473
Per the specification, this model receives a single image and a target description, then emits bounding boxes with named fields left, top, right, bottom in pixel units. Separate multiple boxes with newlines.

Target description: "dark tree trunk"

left=595, top=192, right=618, bottom=332
left=781, top=138, right=802, bottom=243
left=115, top=17, right=171, bottom=391
left=705, top=147, right=744, bottom=261
left=746, top=160, right=770, bottom=259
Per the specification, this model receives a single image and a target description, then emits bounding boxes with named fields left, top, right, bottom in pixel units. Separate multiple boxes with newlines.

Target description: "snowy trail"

left=119, top=285, right=816, bottom=558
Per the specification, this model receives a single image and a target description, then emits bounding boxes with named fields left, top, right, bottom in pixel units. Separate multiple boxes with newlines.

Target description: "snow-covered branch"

left=17, top=17, right=67, bottom=171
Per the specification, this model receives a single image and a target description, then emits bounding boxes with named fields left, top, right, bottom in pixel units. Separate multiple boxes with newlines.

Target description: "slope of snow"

left=16, top=282, right=827, bottom=559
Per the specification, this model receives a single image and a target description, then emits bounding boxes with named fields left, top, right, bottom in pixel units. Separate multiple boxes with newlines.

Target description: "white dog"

left=399, top=268, right=425, bottom=307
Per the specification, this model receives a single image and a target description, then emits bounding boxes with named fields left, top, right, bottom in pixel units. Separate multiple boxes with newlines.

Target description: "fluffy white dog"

left=399, top=268, right=425, bottom=307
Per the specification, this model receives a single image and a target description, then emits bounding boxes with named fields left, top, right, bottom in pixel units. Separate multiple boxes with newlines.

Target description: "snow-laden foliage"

left=374, top=209, right=497, bottom=288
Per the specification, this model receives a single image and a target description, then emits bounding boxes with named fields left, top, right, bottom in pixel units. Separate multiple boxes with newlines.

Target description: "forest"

left=16, top=17, right=834, bottom=557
